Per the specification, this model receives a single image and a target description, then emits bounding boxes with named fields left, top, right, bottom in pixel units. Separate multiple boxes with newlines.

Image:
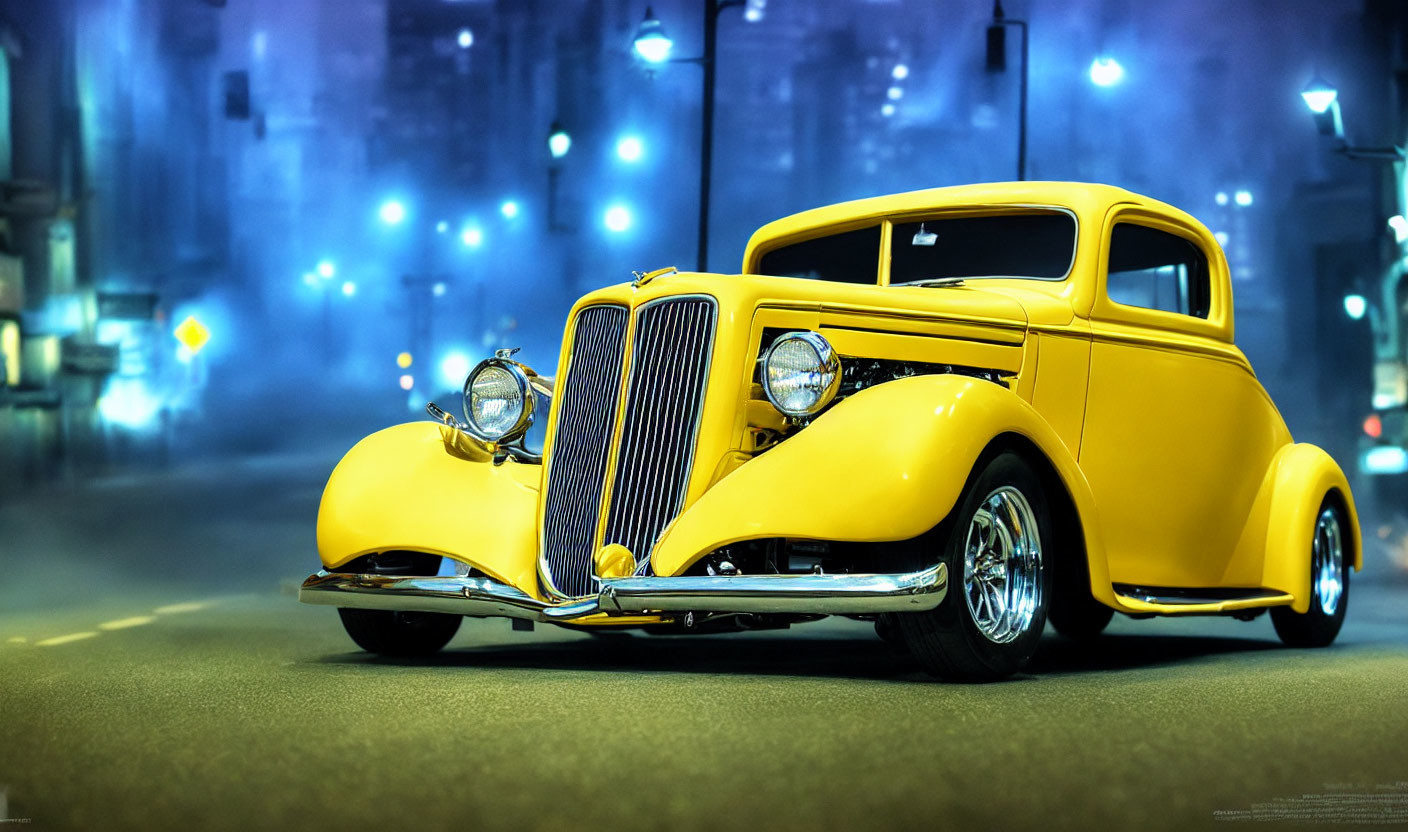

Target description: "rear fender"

left=1258, top=443, right=1362, bottom=613
left=316, top=422, right=544, bottom=598
left=650, top=375, right=1119, bottom=607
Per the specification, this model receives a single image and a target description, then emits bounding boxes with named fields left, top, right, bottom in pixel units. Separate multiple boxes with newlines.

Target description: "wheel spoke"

left=960, top=483, right=1044, bottom=644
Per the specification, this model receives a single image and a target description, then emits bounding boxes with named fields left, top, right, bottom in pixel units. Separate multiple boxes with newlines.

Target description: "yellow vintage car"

left=301, top=182, right=1360, bottom=681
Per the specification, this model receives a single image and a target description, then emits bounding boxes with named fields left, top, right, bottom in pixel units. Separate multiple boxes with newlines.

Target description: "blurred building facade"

left=0, top=0, right=1403, bottom=497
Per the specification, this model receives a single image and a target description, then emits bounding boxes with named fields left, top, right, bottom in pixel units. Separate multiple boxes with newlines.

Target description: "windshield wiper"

left=895, top=277, right=967, bottom=288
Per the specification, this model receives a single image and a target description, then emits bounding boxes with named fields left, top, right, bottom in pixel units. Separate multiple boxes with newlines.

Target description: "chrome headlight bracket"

left=761, top=331, right=843, bottom=424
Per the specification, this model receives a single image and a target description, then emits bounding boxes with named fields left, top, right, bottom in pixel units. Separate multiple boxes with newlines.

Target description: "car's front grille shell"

left=602, top=297, right=717, bottom=575
left=540, top=296, right=717, bottom=597
left=540, top=305, right=629, bottom=598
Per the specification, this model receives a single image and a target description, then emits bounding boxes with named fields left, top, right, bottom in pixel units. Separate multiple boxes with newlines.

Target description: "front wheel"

left=899, top=452, right=1051, bottom=681
left=337, top=608, right=462, bottom=656
left=1270, top=501, right=1350, bottom=648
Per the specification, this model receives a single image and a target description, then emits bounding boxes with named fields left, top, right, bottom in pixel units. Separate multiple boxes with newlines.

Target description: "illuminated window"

left=1, top=318, right=19, bottom=386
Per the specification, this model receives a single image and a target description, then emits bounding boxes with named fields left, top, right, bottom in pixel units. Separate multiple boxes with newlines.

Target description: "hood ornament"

left=631, top=265, right=678, bottom=288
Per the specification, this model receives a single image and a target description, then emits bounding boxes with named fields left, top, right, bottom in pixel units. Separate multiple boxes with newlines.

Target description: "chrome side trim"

left=1111, top=584, right=1291, bottom=606
left=299, top=563, right=948, bottom=621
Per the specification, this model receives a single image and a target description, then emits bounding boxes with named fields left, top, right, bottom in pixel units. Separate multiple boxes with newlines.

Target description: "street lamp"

left=985, top=0, right=1029, bottom=180
left=1300, top=76, right=1405, bottom=162
left=379, top=199, right=407, bottom=225
left=547, top=121, right=572, bottom=160
left=1088, top=57, right=1124, bottom=87
left=604, top=204, right=633, bottom=233
left=631, top=1, right=749, bottom=272
left=546, top=121, right=572, bottom=233
left=1345, top=294, right=1368, bottom=321
left=632, top=7, right=674, bottom=64
left=616, top=135, right=644, bottom=163
left=1301, top=76, right=1338, bottom=115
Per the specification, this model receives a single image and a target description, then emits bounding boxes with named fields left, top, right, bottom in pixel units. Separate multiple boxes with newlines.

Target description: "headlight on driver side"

left=462, top=359, right=535, bottom=443
left=762, top=331, right=842, bottom=421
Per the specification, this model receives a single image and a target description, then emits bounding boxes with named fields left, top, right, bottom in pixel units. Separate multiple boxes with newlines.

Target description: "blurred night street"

left=3, top=0, right=1408, bottom=829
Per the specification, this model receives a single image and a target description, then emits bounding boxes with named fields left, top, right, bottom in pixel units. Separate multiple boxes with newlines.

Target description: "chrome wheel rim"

left=1312, top=507, right=1344, bottom=616
left=963, top=486, right=1044, bottom=644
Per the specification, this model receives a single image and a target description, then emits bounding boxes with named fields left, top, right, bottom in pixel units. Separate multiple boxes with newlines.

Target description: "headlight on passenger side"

left=762, top=331, right=842, bottom=421
left=462, top=359, right=535, bottom=443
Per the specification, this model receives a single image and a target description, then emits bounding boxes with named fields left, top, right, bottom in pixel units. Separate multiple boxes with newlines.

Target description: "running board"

left=1113, top=584, right=1294, bottom=615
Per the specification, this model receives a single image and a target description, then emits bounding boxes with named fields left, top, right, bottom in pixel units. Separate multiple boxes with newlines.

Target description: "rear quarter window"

left=1105, top=223, right=1211, bottom=319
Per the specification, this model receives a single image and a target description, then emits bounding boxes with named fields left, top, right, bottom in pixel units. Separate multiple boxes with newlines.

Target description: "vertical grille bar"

left=603, top=297, right=717, bottom=575
left=540, top=305, right=628, bottom=597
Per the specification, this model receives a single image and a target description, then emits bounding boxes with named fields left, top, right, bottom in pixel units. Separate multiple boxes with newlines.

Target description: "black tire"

left=898, top=452, right=1052, bottom=681
left=1270, top=499, right=1350, bottom=648
left=874, top=614, right=904, bottom=646
left=1048, top=583, right=1114, bottom=640
left=337, top=608, right=462, bottom=656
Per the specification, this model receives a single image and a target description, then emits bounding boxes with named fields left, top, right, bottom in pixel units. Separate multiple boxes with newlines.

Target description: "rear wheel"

left=337, top=608, right=462, bottom=656
left=1270, top=501, right=1350, bottom=648
left=899, top=452, right=1050, bottom=681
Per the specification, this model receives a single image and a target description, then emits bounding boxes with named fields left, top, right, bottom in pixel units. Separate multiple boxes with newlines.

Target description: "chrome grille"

left=540, top=305, right=628, bottom=598
left=602, top=296, right=717, bottom=576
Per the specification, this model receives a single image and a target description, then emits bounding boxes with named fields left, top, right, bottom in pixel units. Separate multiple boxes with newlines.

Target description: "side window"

left=755, top=225, right=881, bottom=285
left=1105, top=223, right=1211, bottom=319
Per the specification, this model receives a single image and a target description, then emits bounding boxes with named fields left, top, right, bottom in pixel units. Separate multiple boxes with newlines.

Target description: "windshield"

left=755, top=225, right=882, bottom=284
left=890, top=212, right=1076, bottom=283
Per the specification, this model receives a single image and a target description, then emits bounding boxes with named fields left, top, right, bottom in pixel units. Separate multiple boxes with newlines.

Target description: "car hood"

left=576, top=272, right=1032, bottom=338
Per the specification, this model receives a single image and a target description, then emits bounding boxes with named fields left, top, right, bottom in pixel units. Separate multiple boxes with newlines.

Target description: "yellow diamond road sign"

left=174, top=315, right=211, bottom=355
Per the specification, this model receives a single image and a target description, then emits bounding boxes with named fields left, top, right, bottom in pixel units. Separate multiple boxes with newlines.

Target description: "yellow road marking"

left=6, top=636, right=27, bottom=644
left=98, top=616, right=156, bottom=631
left=154, top=601, right=210, bottom=615
left=35, top=632, right=99, bottom=647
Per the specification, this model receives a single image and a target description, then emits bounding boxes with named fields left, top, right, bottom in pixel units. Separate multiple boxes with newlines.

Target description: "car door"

left=1079, top=208, right=1289, bottom=591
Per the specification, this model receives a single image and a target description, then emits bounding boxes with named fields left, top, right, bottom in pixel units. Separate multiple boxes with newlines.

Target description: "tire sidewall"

left=935, top=452, right=1052, bottom=676
left=1305, top=501, right=1351, bottom=630
left=1270, top=498, right=1351, bottom=647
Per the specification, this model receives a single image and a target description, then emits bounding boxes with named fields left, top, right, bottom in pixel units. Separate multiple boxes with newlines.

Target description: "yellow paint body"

left=316, top=181, right=1360, bottom=619
left=317, top=422, right=546, bottom=598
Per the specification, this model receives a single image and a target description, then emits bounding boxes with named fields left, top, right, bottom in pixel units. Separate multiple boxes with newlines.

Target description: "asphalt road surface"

left=2, top=451, right=1407, bottom=831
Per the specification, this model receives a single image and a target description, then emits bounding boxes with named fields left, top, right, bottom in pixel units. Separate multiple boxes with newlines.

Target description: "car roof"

left=742, top=181, right=1204, bottom=270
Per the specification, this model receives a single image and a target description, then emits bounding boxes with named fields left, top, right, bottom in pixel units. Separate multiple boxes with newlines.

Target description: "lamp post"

left=633, top=1, right=745, bottom=272
left=1301, top=75, right=1408, bottom=416
left=985, top=0, right=1028, bottom=181
left=547, top=120, right=571, bottom=233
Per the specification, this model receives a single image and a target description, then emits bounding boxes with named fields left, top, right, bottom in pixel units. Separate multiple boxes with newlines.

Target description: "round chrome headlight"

left=762, top=331, right=842, bottom=420
left=462, top=359, right=535, bottom=443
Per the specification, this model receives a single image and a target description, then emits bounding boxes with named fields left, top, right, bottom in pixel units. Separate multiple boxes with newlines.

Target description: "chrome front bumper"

left=298, top=563, right=948, bottom=623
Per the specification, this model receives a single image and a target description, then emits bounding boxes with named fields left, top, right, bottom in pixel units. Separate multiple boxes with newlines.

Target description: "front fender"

left=1259, top=443, right=1362, bottom=613
left=650, top=375, right=1117, bottom=606
left=316, top=422, right=544, bottom=598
